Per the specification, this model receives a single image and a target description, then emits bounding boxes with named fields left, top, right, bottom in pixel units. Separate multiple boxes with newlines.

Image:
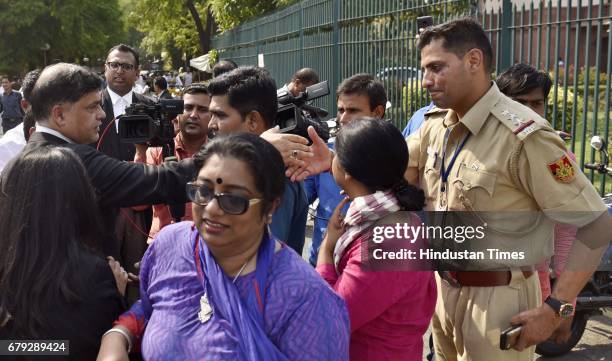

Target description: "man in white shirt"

left=134, top=74, right=149, bottom=95
left=95, top=45, right=154, bottom=299
left=0, top=69, right=40, bottom=173
left=96, top=44, right=153, bottom=161
left=173, top=71, right=183, bottom=88
left=184, top=68, right=193, bottom=87
left=277, top=67, right=319, bottom=98
left=0, top=123, right=26, bottom=172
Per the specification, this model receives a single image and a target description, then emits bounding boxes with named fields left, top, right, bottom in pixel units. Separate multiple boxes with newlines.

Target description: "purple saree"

left=121, top=222, right=349, bottom=360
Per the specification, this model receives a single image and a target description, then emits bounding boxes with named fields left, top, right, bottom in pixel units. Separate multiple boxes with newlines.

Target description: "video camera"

left=277, top=80, right=331, bottom=144
left=118, top=99, right=186, bottom=222
left=118, top=99, right=183, bottom=147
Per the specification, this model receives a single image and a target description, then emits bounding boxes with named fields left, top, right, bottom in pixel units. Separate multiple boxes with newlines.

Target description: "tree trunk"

left=203, top=5, right=217, bottom=53
left=185, top=0, right=216, bottom=54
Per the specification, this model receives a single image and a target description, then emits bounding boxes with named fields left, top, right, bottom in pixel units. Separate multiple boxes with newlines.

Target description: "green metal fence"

left=212, top=0, right=611, bottom=195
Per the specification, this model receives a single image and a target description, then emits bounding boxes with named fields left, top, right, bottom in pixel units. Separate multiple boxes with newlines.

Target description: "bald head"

left=30, top=63, right=103, bottom=123
left=35, top=63, right=72, bottom=82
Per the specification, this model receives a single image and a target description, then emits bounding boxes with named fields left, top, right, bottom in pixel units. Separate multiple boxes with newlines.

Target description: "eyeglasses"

left=186, top=182, right=262, bottom=215
left=106, top=62, right=135, bottom=71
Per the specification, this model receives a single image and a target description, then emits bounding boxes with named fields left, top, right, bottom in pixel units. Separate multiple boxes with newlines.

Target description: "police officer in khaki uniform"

left=405, top=18, right=611, bottom=361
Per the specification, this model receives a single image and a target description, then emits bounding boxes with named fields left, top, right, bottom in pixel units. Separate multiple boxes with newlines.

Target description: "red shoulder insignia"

left=547, top=154, right=575, bottom=183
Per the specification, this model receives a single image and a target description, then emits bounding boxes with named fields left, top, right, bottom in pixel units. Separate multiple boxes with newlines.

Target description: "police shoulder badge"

left=547, top=154, right=575, bottom=183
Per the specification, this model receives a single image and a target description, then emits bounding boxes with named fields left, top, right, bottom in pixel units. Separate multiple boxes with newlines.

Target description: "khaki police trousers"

left=432, top=270, right=541, bottom=361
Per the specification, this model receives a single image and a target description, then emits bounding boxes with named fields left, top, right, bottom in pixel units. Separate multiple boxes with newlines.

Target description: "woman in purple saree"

left=97, top=133, right=350, bottom=361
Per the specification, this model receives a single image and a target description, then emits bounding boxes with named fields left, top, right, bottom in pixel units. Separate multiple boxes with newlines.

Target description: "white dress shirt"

left=107, top=88, right=133, bottom=132
left=0, top=122, right=26, bottom=173
left=0, top=123, right=76, bottom=173
left=184, top=72, right=193, bottom=87
left=35, top=124, right=75, bottom=143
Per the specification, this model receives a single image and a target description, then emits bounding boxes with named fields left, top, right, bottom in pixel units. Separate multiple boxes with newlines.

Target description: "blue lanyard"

left=440, top=128, right=471, bottom=184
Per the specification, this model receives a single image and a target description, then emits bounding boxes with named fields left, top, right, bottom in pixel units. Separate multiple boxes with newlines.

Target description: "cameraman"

left=134, top=84, right=211, bottom=239
left=19, top=63, right=195, bottom=260
left=304, top=74, right=387, bottom=265
left=207, top=66, right=309, bottom=255
left=278, top=67, right=319, bottom=98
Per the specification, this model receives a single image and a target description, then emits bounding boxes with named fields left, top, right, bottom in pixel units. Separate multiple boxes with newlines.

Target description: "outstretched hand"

left=285, top=126, right=334, bottom=182
left=260, top=126, right=313, bottom=168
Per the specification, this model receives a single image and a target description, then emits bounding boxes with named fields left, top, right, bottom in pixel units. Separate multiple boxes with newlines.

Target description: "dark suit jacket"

left=22, top=132, right=195, bottom=257
left=96, top=89, right=155, bottom=161
left=158, top=89, right=173, bottom=100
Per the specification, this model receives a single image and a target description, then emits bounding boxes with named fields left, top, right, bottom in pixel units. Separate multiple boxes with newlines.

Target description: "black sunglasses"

left=186, top=182, right=262, bottom=215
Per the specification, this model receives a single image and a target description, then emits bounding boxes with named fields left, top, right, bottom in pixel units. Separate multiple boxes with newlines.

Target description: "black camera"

left=417, top=16, right=434, bottom=30
left=118, top=99, right=183, bottom=147
left=277, top=80, right=331, bottom=144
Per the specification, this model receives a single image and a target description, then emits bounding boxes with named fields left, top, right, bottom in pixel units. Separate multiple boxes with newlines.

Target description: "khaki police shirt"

left=407, top=83, right=607, bottom=267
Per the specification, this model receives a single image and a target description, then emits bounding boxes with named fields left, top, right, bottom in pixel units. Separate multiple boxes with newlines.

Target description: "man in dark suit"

left=97, top=44, right=154, bottom=162
left=21, top=62, right=195, bottom=260
left=153, top=76, right=173, bottom=100
left=97, top=45, right=156, bottom=287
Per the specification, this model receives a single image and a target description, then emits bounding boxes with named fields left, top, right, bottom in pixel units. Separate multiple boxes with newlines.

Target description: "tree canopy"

left=0, top=0, right=125, bottom=75
left=0, top=0, right=298, bottom=75
left=209, top=0, right=296, bottom=32
left=128, top=0, right=297, bottom=61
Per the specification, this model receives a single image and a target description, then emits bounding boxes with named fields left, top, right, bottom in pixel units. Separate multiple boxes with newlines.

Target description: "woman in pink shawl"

left=316, top=118, right=437, bottom=361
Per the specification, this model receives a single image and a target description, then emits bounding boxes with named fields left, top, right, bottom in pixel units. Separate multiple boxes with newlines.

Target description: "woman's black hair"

left=335, top=117, right=425, bottom=211
left=0, top=147, right=104, bottom=336
left=193, top=132, right=285, bottom=215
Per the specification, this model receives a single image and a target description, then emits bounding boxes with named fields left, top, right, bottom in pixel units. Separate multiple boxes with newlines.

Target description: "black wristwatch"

left=544, top=296, right=574, bottom=319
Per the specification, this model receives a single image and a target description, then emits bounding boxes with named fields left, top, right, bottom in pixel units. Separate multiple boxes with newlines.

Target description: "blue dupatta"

left=193, top=229, right=289, bottom=361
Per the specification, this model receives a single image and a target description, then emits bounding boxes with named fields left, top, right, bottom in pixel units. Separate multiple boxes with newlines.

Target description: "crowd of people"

left=134, top=68, right=195, bottom=100
left=0, top=17, right=610, bottom=361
